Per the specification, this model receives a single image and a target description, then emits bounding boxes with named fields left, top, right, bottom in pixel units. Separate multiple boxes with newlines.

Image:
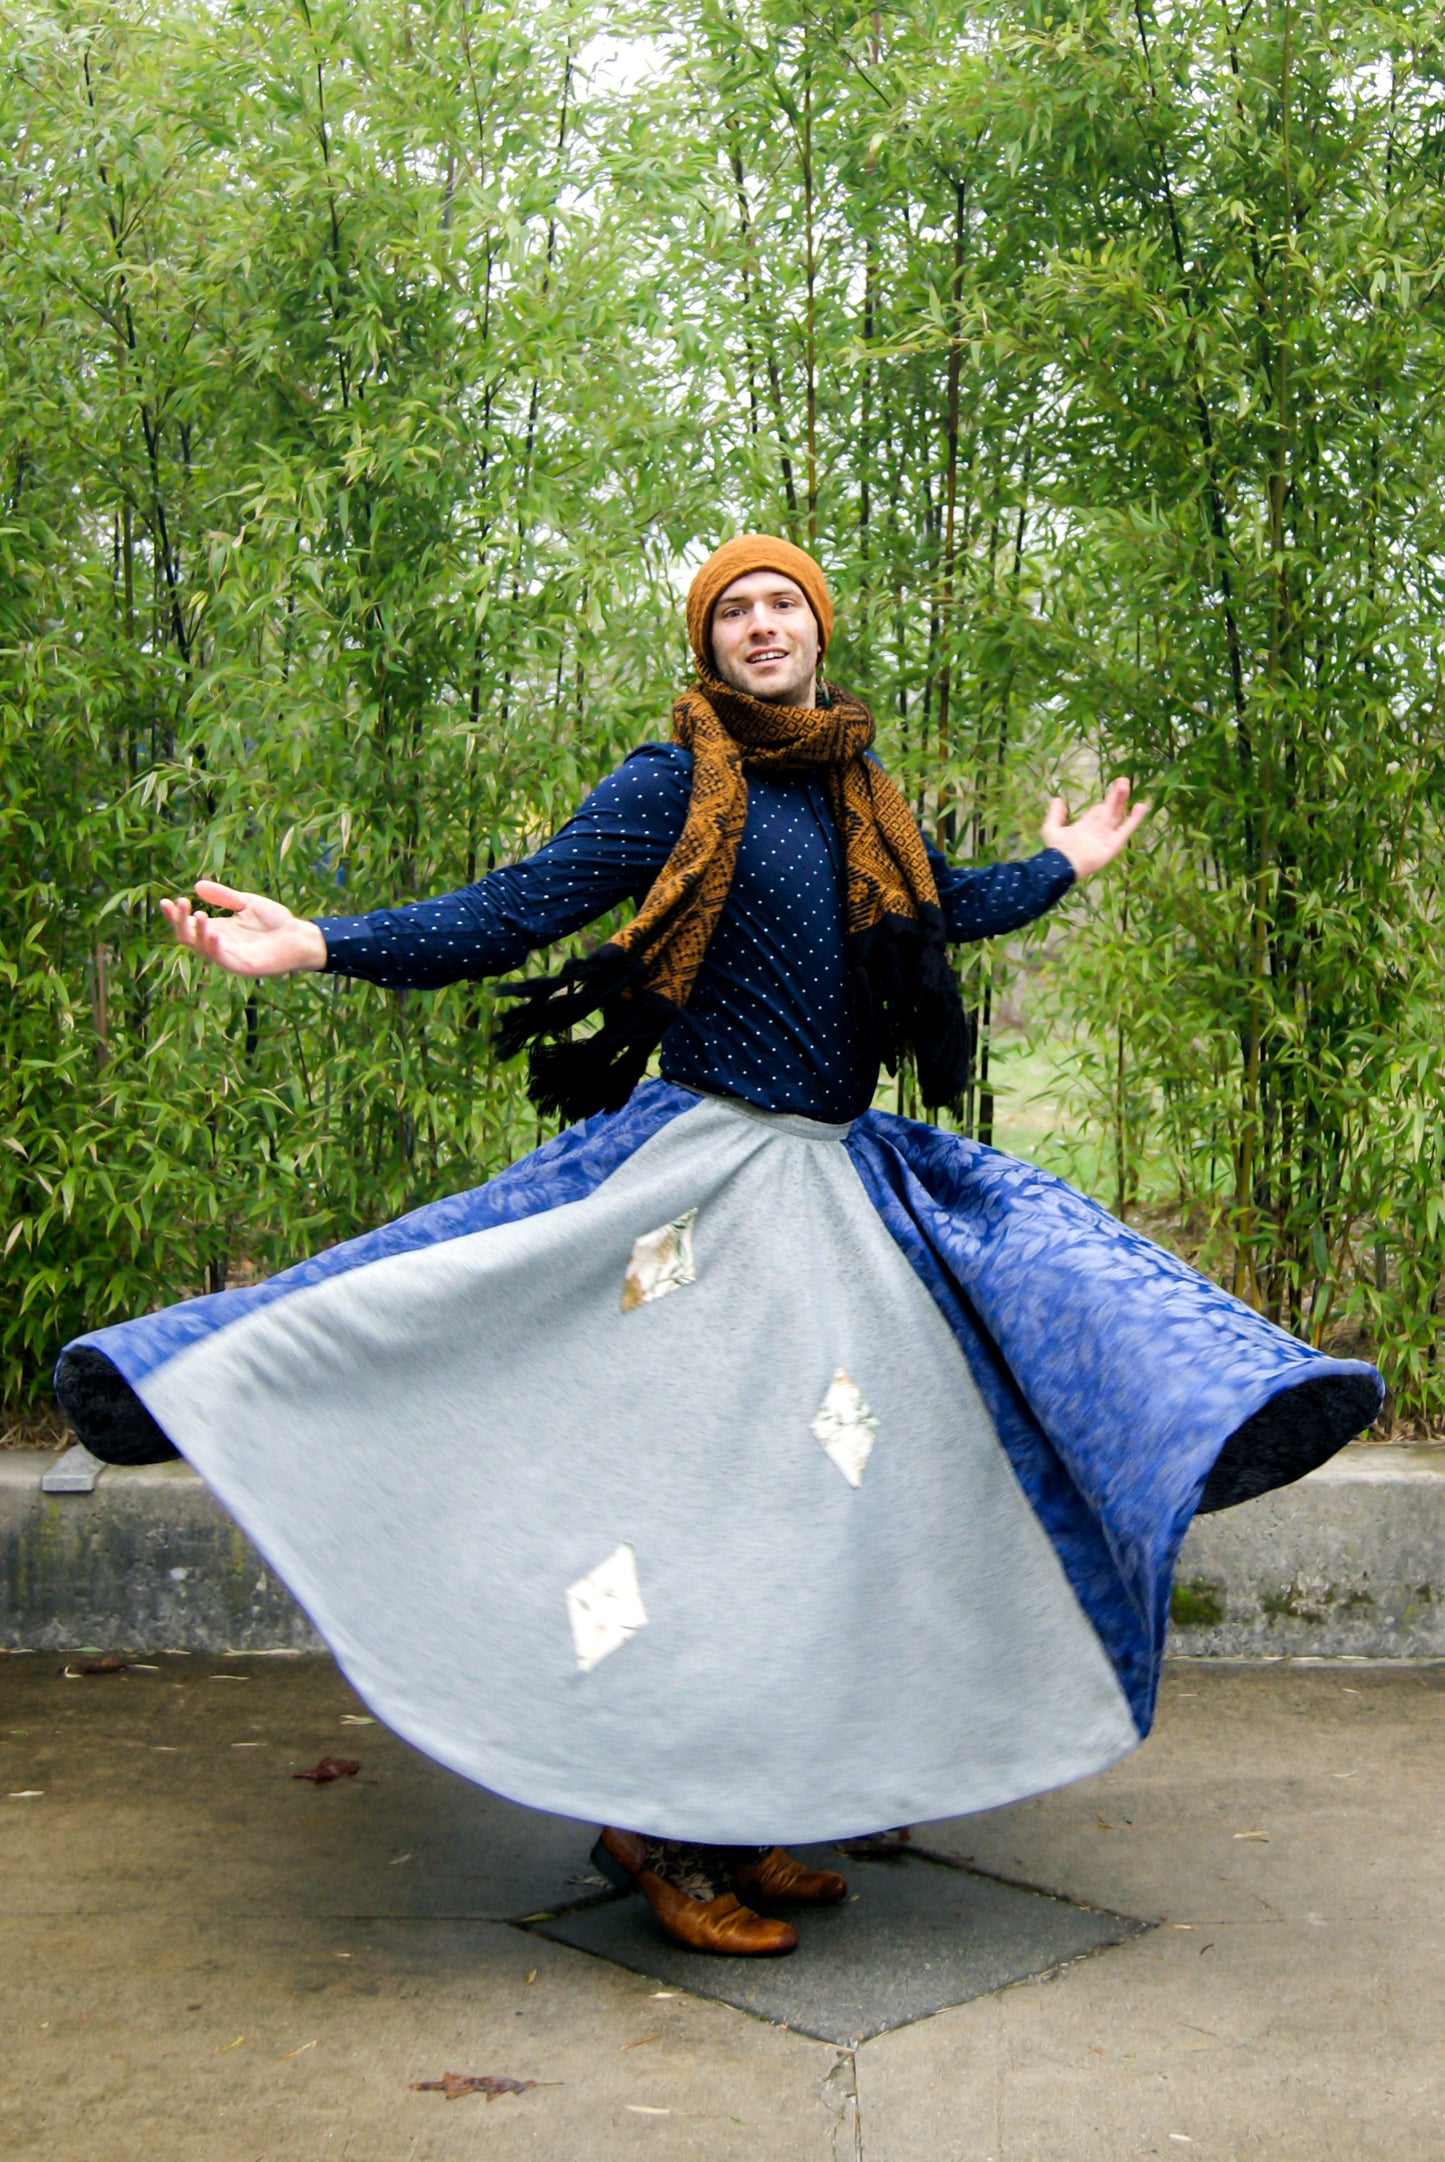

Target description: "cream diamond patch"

left=565, top=1543, right=649, bottom=1673
left=811, top=1368, right=879, bottom=1488
left=621, top=1209, right=698, bottom=1312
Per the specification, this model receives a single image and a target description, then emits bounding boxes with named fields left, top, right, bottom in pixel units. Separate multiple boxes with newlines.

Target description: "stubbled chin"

left=713, top=656, right=813, bottom=704
left=741, top=667, right=808, bottom=701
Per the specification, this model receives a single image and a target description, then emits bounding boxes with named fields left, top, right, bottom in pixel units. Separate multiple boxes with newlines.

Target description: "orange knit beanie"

left=685, top=534, right=834, bottom=674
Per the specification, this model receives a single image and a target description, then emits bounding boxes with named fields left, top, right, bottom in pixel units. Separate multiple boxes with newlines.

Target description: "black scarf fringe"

left=493, top=943, right=680, bottom=1125
left=494, top=913, right=972, bottom=1126
left=850, top=906, right=975, bottom=1116
left=492, top=941, right=638, bottom=1061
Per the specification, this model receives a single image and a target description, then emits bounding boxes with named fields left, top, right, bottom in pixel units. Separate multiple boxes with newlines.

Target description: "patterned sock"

left=639, top=1840, right=765, bottom=1902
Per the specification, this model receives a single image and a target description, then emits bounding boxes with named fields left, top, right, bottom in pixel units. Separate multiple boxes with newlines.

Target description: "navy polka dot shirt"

left=317, top=743, right=1075, bottom=1121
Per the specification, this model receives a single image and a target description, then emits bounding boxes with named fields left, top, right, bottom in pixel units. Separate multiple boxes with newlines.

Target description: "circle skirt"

left=56, top=1083, right=1382, bottom=1844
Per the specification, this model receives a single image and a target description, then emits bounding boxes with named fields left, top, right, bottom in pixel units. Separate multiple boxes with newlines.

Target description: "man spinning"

left=60, top=536, right=1375, bottom=1957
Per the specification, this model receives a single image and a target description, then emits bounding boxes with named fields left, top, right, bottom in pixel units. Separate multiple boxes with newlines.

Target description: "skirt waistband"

left=689, top=1089, right=855, bottom=1145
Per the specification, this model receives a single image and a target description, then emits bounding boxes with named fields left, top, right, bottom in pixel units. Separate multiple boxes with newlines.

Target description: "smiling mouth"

left=746, top=648, right=789, bottom=664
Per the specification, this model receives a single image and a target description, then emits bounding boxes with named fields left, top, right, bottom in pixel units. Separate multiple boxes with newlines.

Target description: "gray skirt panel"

left=140, top=1094, right=1138, bottom=1842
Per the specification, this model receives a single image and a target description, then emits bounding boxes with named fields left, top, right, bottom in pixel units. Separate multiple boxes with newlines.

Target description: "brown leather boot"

left=729, top=1845, right=848, bottom=1907
left=593, top=1828, right=798, bottom=1957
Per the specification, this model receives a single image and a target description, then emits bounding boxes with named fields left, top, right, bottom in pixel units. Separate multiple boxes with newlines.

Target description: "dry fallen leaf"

left=620, top=2034, right=660, bottom=2052
left=216, top=2034, right=245, bottom=2053
left=410, top=2073, right=555, bottom=2102
left=278, top=2040, right=318, bottom=2060
left=78, top=1655, right=128, bottom=1676
left=1232, top=1830, right=1269, bottom=1842
left=339, top=1715, right=374, bottom=1725
left=292, top=1756, right=360, bottom=1785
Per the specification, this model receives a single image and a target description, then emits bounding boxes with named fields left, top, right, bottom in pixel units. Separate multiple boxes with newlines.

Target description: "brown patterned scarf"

left=494, top=674, right=973, bottom=1122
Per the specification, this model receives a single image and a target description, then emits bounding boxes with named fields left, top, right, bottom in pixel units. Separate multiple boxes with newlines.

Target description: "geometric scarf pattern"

left=494, top=674, right=974, bottom=1122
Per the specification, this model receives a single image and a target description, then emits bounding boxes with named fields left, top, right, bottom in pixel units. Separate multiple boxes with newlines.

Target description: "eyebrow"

left=714, top=586, right=804, bottom=608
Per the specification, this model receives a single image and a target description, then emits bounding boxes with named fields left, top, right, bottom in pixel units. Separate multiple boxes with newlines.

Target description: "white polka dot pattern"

left=316, top=744, right=1075, bottom=1121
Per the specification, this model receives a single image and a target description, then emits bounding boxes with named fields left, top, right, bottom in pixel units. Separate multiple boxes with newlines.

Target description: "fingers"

left=162, top=896, right=204, bottom=950
left=163, top=897, right=214, bottom=953
left=1087, top=796, right=1150, bottom=872
left=181, top=908, right=220, bottom=962
left=1102, top=777, right=1150, bottom=842
left=193, top=878, right=254, bottom=912
left=1091, top=780, right=1150, bottom=833
left=161, top=896, right=240, bottom=971
left=192, top=913, right=229, bottom=965
left=164, top=882, right=261, bottom=973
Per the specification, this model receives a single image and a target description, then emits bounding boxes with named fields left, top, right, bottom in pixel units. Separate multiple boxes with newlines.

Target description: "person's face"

left=709, top=570, right=821, bottom=705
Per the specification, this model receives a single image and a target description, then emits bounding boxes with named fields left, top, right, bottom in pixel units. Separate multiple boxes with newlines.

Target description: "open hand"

left=161, top=880, right=327, bottom=977
left=1041, top=777, right=1149, bottom=880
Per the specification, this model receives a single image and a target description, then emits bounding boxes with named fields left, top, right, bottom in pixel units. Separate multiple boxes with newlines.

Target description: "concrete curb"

left=1172, top=1443, right=1445, bottom=1657
left=0, top=1452, right=322, bottom=1653
left=3, top=1443, right=1443, bottom=1658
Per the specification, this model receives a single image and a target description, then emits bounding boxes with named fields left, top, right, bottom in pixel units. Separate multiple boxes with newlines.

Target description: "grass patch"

left=1170, top=1578, right=1226, bottom=1628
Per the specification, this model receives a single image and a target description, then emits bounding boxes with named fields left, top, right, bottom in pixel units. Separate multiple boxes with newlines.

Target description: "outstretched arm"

left=929, top=777, right=1148, bottom=943
left=161, top=745, right=691, bottom=991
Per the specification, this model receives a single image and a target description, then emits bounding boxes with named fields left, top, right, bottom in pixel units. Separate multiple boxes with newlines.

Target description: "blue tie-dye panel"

left=66, top=1082, right=697, bottom=1394
left=846, top=1110, right=1382, bottom=1733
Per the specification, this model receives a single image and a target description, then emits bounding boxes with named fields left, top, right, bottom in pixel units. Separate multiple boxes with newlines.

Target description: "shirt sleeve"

left=925, top=841, right=1076, bottom=943
left=315, top=744, right=691, bottom=990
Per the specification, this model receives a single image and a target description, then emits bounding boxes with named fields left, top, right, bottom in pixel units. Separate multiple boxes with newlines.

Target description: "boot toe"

left=639, top=1876, right=798, bottom=1956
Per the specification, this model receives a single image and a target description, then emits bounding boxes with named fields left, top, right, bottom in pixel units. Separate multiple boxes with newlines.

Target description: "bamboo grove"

left=3, top=0, right=1445, bottom=1418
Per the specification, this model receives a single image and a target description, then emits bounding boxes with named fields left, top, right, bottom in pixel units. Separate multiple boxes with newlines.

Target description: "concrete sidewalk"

left=3, top=1653, right=1442, bottom=2159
